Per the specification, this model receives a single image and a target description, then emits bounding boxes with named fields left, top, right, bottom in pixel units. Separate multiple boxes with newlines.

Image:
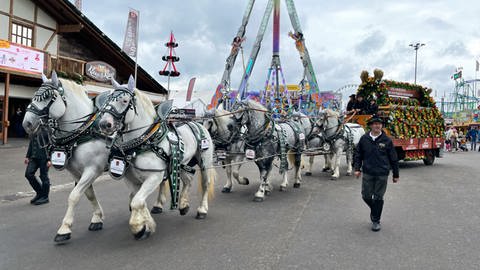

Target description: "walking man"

left=25, top=129, right=51, bottom=205
left=467, top=126, right=477, bottom=151
left=354, top=117, right=399, bottom=231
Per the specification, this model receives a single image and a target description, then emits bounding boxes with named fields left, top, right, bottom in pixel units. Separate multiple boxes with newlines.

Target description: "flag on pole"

left=476, top=60, right=479, bottom=72
left=122, top=9, right=139, bottom=58
left=451, top=70, right=462, bottom=80
left=186, top=78, right=196, bottom=102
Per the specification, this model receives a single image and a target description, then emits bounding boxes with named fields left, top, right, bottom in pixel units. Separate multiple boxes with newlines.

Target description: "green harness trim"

left=167, top=130, right=184, bottom=210
left=275, top=124, right=289, bottom=174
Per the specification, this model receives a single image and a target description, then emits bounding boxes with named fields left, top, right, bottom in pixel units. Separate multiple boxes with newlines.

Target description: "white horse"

left=22, top=72, right=109, bottom=243
left=230, top=100, right=305, bottom=201
left=204, top=108, right=249, bottom=193
left=98, top=76, right=215, bottom=239
left=308, top=109, right=365, bottom=179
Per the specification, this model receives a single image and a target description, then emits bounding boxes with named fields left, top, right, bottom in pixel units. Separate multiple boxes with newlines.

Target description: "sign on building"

left=85, top=61, right=116, bottom=82
left=0, top=40, right=45, bottom=75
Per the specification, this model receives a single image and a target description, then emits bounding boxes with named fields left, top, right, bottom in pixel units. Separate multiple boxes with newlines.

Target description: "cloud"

left=355, top=30, right=387, bottom=55
left=75, top=0, right=479, bottom=103
left=424, top=17, right=454, bottom=31
left=440, top=41, right=470, bottom=57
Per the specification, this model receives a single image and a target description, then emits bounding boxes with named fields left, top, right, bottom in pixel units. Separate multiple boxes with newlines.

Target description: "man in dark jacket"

left=354, top=117, right=399, bottom=231
left=353, top=95, right=368, bottom=114
left=25, top=129, right=51, bottom=205
left=346, top=94, right=356, bottom=114
left=365, top=97, right=379, bottom=115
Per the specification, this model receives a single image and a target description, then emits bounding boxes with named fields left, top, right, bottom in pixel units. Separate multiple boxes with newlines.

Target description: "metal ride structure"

left=211, top=0, right=320, bottom=114
left=440, top=70, right=480, bottom=123
left=159, top=31, right=181, bottom=99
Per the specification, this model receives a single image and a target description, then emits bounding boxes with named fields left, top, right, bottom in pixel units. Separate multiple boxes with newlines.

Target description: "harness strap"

left=275, top=125, right=289, bottom=174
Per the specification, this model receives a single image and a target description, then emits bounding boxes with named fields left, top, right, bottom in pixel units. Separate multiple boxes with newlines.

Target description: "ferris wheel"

left=334, top=84, right=359, bottom=110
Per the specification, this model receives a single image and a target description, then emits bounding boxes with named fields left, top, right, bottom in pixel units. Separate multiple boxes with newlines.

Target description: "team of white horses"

left=22, top=72, right=364, bottom=243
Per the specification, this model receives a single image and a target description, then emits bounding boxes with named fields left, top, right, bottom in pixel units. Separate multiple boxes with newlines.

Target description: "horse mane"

left=134, top=89, right=155, bottom=118
left=213, top=108, right=234, bottom=127
left=246, top=99, right=267, bottom=111
left=324, top=108, right=340, bottom=118
left=58, top=78, right=90, bottom=105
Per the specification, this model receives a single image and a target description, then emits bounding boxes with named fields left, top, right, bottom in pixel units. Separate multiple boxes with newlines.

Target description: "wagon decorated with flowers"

left=347, top=69, right=445, bottom=165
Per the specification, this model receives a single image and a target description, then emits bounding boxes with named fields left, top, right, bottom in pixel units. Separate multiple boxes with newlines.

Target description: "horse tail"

left=198, top=167, right=216, bottom=201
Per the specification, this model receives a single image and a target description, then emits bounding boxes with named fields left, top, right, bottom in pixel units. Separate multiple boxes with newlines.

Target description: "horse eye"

left=227, top=124, right=234, bottom=130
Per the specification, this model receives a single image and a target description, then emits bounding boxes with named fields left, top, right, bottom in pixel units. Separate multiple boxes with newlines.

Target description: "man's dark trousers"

left=362, top=173, right=387, bottom=222
left=25, top=158, right=50, bottom=198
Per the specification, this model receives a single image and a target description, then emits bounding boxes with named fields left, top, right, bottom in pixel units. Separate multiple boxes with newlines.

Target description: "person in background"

left=354, top=95, right=368, bottom=114
left=354, top=117, right=399, bottom=232
left=25, top=129, right=51, bottom=205
left=365, top=96, right=379, bottom=115
left=13, top=107, right=26, bottom=138
left=451, top=128, right=459, bottom=152
left=467, top=126, right=478, bottom=151
left=346, top=94, right=356, bottom=114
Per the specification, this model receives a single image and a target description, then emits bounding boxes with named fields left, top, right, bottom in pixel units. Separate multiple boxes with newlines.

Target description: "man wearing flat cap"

left=354, top=117, right=399, bottom=231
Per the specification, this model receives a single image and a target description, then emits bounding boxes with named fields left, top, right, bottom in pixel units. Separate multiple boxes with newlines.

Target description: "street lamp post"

left=409, top=42, right=425, bottom=84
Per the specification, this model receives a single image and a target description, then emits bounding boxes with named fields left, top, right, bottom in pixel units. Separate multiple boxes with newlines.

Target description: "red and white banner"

left=122, top=9, right=139, bottom=58
left=186, top=77, right=196, bottom=102
left=0, top=40, right=45, bottom=75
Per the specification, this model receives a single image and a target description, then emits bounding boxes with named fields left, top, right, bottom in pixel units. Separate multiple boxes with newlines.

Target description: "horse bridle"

left=239, top=106, right=272, bottom=144
left=26, top=83, right=66, bottom=121
left=316, top=112, right=343, bottom=140
left=101, top=88, right=137, bottom=129
left=210, top=115, right=241, bottom=147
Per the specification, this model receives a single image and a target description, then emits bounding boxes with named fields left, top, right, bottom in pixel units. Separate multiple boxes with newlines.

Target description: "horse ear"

left=51, top=71, right=59, bottom=87
left=127, top=75, right=135, bottom=93
left=41, top=73, right=48, bottom=83
left=111, top=77, right=121, bottom=89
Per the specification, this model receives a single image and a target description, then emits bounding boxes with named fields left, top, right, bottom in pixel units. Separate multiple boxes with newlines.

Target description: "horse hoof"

left=179, top=206, right=190, bottom=216
left=305, top=172, right=312, bottom=176
left=54, top=233, right=71, bottom=243
left=253, top=196, right=264, bottom=202
left=196, top=212, right=207, bottom=219
left=88, top=222, right=103, bottom=231
left=322, top=168, right=329, bottom=172
left=279, top=186, right=287, bottom=192
left=330, top=177, right=337, bottom=181
left=221, top=187, right=232, bottom=193
left=346, top=172, right=352, bottom=176
left=265, top=190, right=272, bottom=196
left=150, top=206, right=163, bottom=214
left=293, top=183, right=301, bottom=188
left=134, top=225, right=151, bottom=240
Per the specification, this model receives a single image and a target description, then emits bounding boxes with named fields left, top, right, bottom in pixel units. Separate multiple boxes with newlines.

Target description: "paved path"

left=0, top=150, right=479, bottom=270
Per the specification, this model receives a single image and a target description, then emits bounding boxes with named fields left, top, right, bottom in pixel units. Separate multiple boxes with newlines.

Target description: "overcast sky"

left=77, top=0, right=480, bottom=101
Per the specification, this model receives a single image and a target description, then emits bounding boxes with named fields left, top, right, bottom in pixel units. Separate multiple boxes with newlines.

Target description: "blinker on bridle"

left=26, top=83, right=66, bottom=119
left=101, top=88, right=137, bottom=123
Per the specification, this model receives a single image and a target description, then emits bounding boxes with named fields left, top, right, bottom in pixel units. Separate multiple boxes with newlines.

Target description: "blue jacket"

left=467, top=129, right=478, bottom=139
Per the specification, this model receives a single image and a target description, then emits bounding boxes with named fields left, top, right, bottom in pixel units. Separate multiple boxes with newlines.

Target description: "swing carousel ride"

left=207, top=0, right=334, bottom=116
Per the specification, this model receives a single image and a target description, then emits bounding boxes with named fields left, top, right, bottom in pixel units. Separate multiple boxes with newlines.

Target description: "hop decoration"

left=387, top=106, right=445, bottom=139
left=356, top=69, right=445, bottom=140
left=356, top=69, right=389, bottom=105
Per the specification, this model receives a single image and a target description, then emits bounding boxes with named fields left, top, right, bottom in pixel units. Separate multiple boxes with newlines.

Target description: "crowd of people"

left=445, top=126, right=479, bottom=152
left=346, top=94, right=378, bottom=116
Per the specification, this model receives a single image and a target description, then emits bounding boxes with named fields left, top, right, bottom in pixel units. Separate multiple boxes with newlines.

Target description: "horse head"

left=98, top=75, right=137, bottom=135
left=210, top=108, right=241, bottom=146
left=23, top=71, right=67, bottom=134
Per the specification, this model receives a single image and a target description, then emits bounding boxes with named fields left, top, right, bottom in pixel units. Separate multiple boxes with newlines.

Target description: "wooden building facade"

left=0, top=0, right=166, bottom=143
